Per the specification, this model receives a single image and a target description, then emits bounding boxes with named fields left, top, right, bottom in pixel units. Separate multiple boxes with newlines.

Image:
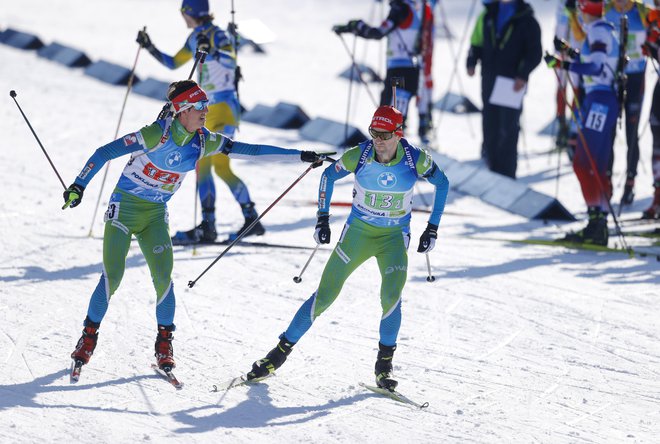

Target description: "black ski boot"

left=229, top=202, right=265, bottom=241
left=155, top=324, right=176, bottom=371
left=71, top=317, right=100, bottom=365
left=247, top=336, right=294, bottom=380
left=171, top=219, right=217, bottom=245
left=621, top=177, right=635, bottom=205
left=375, top=342, right=398, bottom=391
left=563, top=207, right=609, bottom=246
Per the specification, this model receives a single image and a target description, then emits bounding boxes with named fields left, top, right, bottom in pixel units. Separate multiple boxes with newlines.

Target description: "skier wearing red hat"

left=244, top=105, right=449, bottom=391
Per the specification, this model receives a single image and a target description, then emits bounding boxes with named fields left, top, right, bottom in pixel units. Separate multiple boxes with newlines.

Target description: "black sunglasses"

left=369, top=127, right=396, bottom=140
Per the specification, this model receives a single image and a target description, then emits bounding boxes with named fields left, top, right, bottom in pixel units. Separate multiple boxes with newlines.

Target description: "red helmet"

left=370, top=105, right=404, bottom=137
left=578, top=0, right=604, bottom=17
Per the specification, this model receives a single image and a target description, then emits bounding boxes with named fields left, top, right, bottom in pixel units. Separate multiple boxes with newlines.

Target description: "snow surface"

left=1, top=0, right=659, bottom=443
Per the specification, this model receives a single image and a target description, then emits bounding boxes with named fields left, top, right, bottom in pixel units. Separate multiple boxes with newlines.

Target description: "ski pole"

left=9, top=90, right=66, bottom=189
left=425, top=253, right=435, bottom=282
left=434, top=0, right=478, bottom=136
left=336, top=33, right=378, bottom=106
left=188, top=49, right=207, bottom=80
left=87, top=28, right=145, bottom=237
left=344, top=34, right=358, bottom=146
left=293, top=244, right=320, bottom=283
left=188, top=158, right=335, bottom=288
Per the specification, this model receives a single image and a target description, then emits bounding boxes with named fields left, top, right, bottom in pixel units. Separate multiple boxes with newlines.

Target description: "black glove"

left=417, top=223, right=438, bottom=253
left=553, top=36, right=580, bottom=59
left=136, top=30, right=154, bottom=49
left=332, top=20, right=362, bottom=35
left=227, top=22, right=238, bottom=37
left=332, top=23, right=351, bottom=34
left=62, top=183, right=85, bottom=209
left=301, top=151, right=334, bottom=168
left=314, top=214, right=331, bottom=244
left=196, top=33, right=211, bottom=53
left=565, top=0, right=576, bottom=11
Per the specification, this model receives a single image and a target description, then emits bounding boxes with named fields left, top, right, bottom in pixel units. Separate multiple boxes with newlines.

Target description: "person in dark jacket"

left=466, top=0, right=542, bottom=178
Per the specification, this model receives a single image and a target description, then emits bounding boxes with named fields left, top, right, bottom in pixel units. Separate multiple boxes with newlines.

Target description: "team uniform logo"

left=166, top=151, right=182, bottom=168
left=123, top=134, right=138, bottom=146
left=378, top=172, right=397, bottom=188
left=78, top=162, right=95, bottom=180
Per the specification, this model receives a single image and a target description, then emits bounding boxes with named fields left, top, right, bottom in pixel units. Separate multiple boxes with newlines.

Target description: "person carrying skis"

left=136, top=0, right=263, bottom=244
left=243, top=105, right=449, bottom=391
left=545, top=0, right=620, bottom=245
left=64, top=80, right=324, bottom=373
left=332, top=0, right=423, bottom=127
left=641, top=0, right=660, bottom=219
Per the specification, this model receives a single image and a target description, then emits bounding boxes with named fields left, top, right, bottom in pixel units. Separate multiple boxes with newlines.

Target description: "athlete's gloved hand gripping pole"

left=9, top=90, right=68, bottom=191
left=188, top=152, right=335, bottom=288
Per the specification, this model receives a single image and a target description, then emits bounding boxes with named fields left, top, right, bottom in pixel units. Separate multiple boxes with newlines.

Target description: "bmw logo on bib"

left=378, top=172, right=397, bottom=188
left=166, top=151, right=182, bottom=168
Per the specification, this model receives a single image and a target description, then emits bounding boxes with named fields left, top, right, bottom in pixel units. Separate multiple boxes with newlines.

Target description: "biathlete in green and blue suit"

left=245, top=105, right=450, bottom=391
left=64, top=80, right=324, bottom=372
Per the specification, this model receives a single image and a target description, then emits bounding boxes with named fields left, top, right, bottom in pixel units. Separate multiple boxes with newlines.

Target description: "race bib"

left=585, top=103, right=608, bottom=132
left=364, top=191, right=405, bottom=212
left=104, top=195, right=121, bottom=222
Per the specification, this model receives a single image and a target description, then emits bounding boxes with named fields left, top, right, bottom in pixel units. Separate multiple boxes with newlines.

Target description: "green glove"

left=544, top=53, right=570, bottom=70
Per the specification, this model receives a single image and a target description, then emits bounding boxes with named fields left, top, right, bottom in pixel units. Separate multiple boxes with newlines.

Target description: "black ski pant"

left=608, top=71, right=645, bottom=178
left=481, top=102, right=522, bottom=179
left=649, top=79, right=660, bottom=187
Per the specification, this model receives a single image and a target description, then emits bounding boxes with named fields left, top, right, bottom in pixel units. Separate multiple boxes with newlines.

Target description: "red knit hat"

left=370, top=105, right=404, bottom=137
left=578, top=0, right=603, bottom=17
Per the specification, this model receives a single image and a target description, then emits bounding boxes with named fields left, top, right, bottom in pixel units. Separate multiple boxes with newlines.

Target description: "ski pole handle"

left=293, top=244, right=320, bottom=283
left=188, top=50, right=208, bottom=80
